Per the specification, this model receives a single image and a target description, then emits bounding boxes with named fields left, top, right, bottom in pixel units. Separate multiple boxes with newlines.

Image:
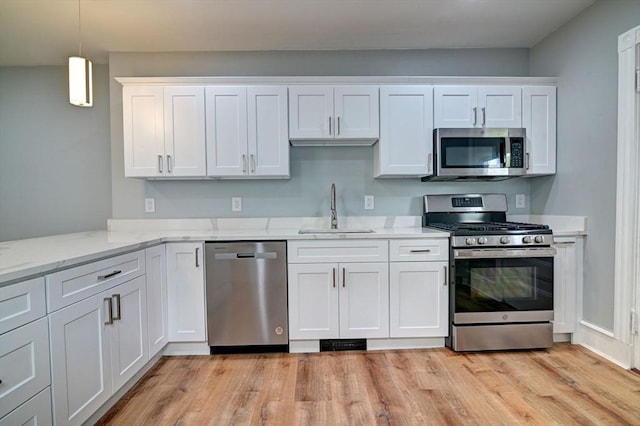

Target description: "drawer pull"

left=104, top=298, right=114, bottom=325
left=410, top=249, right=432, bottom=253
left=112, top=294, right=121, bottom=321
left=98, top=270, right=122, bottom=280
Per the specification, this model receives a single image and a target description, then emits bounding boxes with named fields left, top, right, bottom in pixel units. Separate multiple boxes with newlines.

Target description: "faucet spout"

left=330, top=183, right=338, bottom=229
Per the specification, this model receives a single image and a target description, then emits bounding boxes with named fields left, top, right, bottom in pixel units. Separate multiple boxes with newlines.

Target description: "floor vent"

left=319, top=339, right=367, bottom=352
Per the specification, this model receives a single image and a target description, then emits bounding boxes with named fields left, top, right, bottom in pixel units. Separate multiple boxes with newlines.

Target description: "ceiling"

left=0, top=0, right=596, bottom=66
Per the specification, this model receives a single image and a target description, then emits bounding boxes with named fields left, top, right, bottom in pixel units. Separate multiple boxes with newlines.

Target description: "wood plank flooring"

left=97, top=343, right=640, bottom=426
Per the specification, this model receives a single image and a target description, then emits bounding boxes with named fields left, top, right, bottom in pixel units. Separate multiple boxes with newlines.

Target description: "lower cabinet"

left=146, top=245, right=168, bottom=357
left=166, top=242, right=206, bottom=342
left=553, top=236, right=583, bottom=335
left=288, top=262, right=389, bottom=340
left=49, top=275, right=148, bottom=425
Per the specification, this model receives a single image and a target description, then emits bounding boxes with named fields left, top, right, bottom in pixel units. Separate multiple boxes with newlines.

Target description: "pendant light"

left=69, top=0, right=92, bottom=107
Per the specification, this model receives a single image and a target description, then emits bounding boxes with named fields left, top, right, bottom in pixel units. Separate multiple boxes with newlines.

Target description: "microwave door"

left=438, top=137, right=505, bottom=177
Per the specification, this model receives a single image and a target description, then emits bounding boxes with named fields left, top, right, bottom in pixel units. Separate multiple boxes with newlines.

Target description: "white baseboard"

left=576, top=320, right=631, bottom=369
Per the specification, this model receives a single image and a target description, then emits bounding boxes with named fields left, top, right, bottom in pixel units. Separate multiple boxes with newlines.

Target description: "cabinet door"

left=247, top=86, right=290, bottom=177
left=164, top=86, right=206, bottom=177
left=478, top=86, right=522, bottom=128
left=389, top=262, right=448, bottom=338
left=166, top=243, right=206, bottom=342
left=122, top=86, right=165, bottom=177
left=375, top=86, right=433, bottom=177
left=146, top=245, right=168, bottom=357
left=339, top=262, right=389, bottom=339
left=109, top=276, right=148, bottom=392
left=206, top=87, right=248, bottom=177
left=288, top=263, right=339, bottom=340
left=523, top=86, right=556, bottom=175
left=334, top=86, right=379, bottom=139
left=433, top=86, right=477, bottom=128
left=49, top=294, right=112, bottom=426
left=0, top=318, right=50, bottom=418
left=288, top=86, right=333, bottom=139
left=553, top=238, right=577, bottom=334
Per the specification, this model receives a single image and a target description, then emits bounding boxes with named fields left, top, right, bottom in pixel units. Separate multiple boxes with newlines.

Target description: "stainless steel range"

left=423, top=193, right=555, bottom=351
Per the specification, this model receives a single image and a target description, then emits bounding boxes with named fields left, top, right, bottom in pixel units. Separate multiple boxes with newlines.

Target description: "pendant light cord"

left=78, top=0, right=82, bottom=56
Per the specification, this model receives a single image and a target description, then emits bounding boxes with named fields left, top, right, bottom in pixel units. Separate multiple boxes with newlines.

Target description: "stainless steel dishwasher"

left=205, top=241, right=288, bottom=352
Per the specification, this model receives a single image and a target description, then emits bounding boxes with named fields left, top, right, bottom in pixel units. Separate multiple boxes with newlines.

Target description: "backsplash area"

left=129, top=146, right=533, bottom=220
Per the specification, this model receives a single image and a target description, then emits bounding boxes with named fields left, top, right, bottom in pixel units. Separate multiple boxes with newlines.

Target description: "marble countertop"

left=0, top=216, right=448, bottom=285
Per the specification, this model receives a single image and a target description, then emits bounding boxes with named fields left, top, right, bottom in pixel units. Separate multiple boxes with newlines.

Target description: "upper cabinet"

left=206, top=86, right=289, bottom=179
left=289, top=85, right=379, bottom=144
left=122, top=86, right=206, bottom=178
left=523, top=86, right=557, bottom=176
left=374, top=86, right=434, bottom=177
left=434, top=86, right=522, bottom=128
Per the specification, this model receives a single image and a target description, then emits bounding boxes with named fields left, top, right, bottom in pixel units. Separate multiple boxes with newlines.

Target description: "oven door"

left=452, top=247, right=555, bottom=324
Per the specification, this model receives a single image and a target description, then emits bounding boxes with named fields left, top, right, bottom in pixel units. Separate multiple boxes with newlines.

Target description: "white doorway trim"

left=614, top=25, right=640, bottom=369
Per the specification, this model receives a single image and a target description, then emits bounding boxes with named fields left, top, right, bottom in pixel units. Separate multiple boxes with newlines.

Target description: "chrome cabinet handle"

left=526, top=152, right=530, bottom=170
left=410, top=249, right=432, bottom=253
left=195, top=247, right=200, bottom=267
left=242, top=154, right=247, bottom=174
left=427, top=153, right=432, bottom=174
left=328, top=116, right=332, bottom=136
left=158, top=155, right=163, bottom=173
left=443, top=265, right=448, bottom=286
left=473, top=107, right=478, bottom=126
left=250, top=154, right=255, bottom=173
left=112, top=294, right=121, bottom=320
left=98, top=270, right=122, bottom=280
left=342, top=267, right=346, bottom=288
left=332, top=267, right=336, bottom=288
left=167, top=155, right=172, bottom=173
left=337, top=116, right=341, bottom=135
left=481, top=107, right=486, bottom=126
left=104, top=297, right=114, bottom=325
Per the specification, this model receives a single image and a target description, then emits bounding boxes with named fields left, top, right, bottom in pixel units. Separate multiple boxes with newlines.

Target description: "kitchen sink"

left=298, top=229, right=375, bottom=234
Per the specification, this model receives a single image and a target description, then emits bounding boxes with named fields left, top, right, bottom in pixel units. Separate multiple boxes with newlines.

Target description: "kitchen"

left=1, top=0, right=639, bottom=424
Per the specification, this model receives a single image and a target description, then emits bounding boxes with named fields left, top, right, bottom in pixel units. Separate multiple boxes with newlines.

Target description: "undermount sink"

left=298, top=229, right=375, bottom=234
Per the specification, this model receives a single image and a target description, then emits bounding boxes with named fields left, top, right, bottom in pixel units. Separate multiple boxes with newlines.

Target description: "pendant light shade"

left=69, top=56, right=93, bottom=107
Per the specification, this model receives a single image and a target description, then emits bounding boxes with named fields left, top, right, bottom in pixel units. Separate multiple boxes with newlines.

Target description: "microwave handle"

left=427, top=153, right=432, bottom=174
left=504, top=139, right=511, bottom=168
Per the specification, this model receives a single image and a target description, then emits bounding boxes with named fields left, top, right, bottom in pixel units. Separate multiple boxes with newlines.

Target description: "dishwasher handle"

left=214, top=252, right=278, bottom=260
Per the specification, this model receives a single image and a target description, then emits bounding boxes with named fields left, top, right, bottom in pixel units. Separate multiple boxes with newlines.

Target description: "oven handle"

left=454, top=247, right=556, bottom=259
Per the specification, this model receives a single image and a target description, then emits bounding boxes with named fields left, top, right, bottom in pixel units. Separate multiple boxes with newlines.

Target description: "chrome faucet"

left=330, top=183, right=338, bottom=229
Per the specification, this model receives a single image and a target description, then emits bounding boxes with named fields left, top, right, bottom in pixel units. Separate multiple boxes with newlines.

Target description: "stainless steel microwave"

left=423, top=128, right=526, bottom=181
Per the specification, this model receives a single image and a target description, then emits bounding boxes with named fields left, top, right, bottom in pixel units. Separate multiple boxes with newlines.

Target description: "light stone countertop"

left=0, top=216, right=448, bottom=285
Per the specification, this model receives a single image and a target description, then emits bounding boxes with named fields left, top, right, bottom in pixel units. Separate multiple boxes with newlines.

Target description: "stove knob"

left=500, top=236, right=510, bottom=244
left=534, top=235, right=545, bottom=243
left=477, top=237, right=488, bottom=245
left=522, top=236, right=533, bottom=244
left=465, top=237, right=476, bottom=246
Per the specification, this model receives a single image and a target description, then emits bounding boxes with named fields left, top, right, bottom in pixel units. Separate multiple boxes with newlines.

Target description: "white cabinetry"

left=287, top=240, right=389, bottom=340
left=553, top=236, right=583, bottom=336
left=289, top=85, right=379, bottom=142
left=146, top=245, right=168, bottom=357
left=374, top=86, right=434, bottom=177
left=123, top=85, right=206, bottom=178
left=434, top=86, right=522, bottom=128
left=523, top=86, right=556, bottom=175
left=0, top=277, right=51, bottom=424
left=389, top=239, right=449, bottom=338
left=166, top=243, right=206, bottom=342
left=206, top=86, right=289, bottom=178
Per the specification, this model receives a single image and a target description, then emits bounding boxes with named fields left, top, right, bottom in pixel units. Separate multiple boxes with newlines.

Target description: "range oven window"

left=454, top=257, right=553, bottom=313
left=441, top=137, right=505, bottom=169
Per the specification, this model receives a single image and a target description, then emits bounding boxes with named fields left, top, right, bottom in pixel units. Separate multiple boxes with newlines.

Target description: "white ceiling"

left=0, top=0, right=596, bottom=66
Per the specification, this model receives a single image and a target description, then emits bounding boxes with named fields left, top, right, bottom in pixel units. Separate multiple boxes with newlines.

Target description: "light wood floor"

left=97, top=343, right=640, bottom=426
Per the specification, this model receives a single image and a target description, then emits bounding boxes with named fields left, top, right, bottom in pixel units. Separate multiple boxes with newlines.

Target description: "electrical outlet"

left=515, top=194, right=526, bottom=209
left=364, top=195, right=375, bottom=210
left=231, top=197, right=242, bottom=212
left=144, top=198, right=155, bottom=213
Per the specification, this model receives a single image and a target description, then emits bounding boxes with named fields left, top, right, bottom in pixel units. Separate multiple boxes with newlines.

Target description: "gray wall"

left=109, top=49, right=532, bottom=220
left=529, top=0, right=640, bottom=330
left=0, top=66, right=112, bottom=241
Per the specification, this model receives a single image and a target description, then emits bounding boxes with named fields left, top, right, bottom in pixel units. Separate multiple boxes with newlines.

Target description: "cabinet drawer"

left=0, top=387, right=52, bottom=426
left=0, top=277, right=46, bottom=334
left=46, top=250, right=145, bottom=312
left=0, top=317, right=51, bottom=418
left=389, top=239, right=449, bottom=262
left=288, top=240, right=388, bottom=263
